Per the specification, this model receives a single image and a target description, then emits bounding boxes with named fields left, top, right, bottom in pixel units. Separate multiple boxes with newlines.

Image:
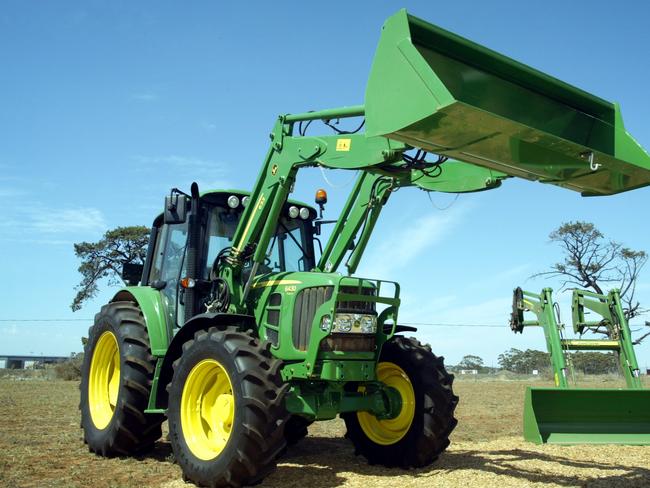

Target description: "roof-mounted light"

left=227, top=195, right=240, bottom=208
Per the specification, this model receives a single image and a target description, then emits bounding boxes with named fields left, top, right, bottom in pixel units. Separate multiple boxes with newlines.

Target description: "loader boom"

left=221, top=106, right=505, bottom=306
left=222, top=8, right=650, bottom=305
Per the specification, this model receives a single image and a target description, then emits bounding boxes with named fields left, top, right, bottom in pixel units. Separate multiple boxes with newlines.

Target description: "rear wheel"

left=342, top=336, right=458, bottom=467
left=167, top=327, right=288, bottom=487
left=80, top=301, right=163, bottom=456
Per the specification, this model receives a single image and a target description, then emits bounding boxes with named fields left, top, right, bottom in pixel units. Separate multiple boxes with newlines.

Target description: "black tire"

left=284, top=416, right=313, bottom=446
left=167, top=327, right=289, bottom=488
left=80, top=301, right=163, bottom=456
left=342, top=336, right=458, bottom=468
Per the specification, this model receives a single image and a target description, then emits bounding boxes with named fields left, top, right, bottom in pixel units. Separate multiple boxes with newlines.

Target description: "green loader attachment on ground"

left=365, top=10, right=650, bottom=196
left=510, top=287, right=650, bottom=444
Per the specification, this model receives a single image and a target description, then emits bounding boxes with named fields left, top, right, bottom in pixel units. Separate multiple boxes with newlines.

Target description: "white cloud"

left=358, top=203, right=466, bottom=279
left=0, top=237, right=72, bottom=245
left=131, top=154, right=232, bottom=191
left=636, top=281, right=650, bottom=292
left=3, top=324, right=18, bottom=336
left=130, top=92, right=158, bottom=102
left=30, top=207, right=106, bottom=234
left=492, top=263, right=531, bottom=282
left=133, top=155, right=224, bottom=172
left=0, top=206, right=106, bottom=240
left=0, top=187, right=26, bottom=197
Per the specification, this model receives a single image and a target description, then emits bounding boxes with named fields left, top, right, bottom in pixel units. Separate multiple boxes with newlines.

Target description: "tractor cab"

left=136, top=189, right=317, bottom=330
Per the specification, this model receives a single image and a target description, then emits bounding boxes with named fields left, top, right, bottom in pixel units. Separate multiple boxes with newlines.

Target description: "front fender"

left=111, top=287, right=170, bottom=356
left=155, top=312, right=256, bottom=410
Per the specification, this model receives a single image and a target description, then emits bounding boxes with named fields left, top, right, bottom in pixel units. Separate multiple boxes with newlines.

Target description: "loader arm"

left=222, top=106, right=504, bottom=308
left=572, top=289, right=643, bottom=388
left=510, top=287, right=570, bottom=388
left=222, top=9, right=650, bottom=308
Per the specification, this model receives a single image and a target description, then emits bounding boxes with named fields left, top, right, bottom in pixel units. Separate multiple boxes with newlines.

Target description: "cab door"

left=147, top=221, right=189, bottom=329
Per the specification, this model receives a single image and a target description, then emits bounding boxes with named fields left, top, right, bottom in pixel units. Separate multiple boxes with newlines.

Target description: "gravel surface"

left=2, top=377, right=649, bottom=487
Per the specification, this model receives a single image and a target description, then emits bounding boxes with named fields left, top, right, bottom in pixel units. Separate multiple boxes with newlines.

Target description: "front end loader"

left=509, top=287, right=650, bottom=444
left=79, top=8, right=650, bottom=487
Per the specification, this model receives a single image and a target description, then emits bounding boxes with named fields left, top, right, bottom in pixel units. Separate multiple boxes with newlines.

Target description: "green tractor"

left=80, top=187, right=458, bottom=485
left=79, top=9, right=650, bottom=487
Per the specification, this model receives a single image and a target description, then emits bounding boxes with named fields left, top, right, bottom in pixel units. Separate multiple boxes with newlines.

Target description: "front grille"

left=293, top=286, right=333, bottom=351
left=320, top=334, right=376, bottom=352
left=336, top=286, right=376, bottom=314
left=267, top=309, right=279, bottom=326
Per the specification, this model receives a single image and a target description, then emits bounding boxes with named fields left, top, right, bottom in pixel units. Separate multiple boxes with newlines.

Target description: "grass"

left=0, top=377, right=649, bottom=487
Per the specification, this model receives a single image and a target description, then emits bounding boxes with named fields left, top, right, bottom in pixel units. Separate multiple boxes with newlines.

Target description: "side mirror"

left=122, top=262, right=144, bottom=286
left=164, top=193, right=189, bottom=224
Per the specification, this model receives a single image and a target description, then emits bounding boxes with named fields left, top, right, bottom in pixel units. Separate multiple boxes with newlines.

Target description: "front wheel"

left=167, top=328, right=288, bottom=488
left=342, top=336, right=458, bottom=467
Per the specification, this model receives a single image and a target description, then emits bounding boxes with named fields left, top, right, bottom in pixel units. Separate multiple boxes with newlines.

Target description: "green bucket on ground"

left=524, top=387, right=650, bottom=444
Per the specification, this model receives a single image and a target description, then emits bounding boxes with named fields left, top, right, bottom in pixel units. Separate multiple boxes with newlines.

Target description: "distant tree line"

left=497, top=348, right=619, bottom=375
left=453, top=349, right=620, bottom=375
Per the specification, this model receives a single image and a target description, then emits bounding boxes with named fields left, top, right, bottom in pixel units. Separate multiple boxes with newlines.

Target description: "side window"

left=148, top=225, right=168, bottom=283
left=284, top=226, right=307, bottom=271
left=203, top=206, right=240, bottom=278
left=148, top=222, right=188, bottom=327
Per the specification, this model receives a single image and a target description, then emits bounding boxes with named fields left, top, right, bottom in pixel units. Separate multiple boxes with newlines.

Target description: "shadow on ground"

left=258, top=436, right=650, bottom=488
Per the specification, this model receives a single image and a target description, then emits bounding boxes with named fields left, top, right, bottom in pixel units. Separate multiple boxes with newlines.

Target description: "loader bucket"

left=523, top=387, right=650, bottom=444
left=365, top=10, right=650, bottom=196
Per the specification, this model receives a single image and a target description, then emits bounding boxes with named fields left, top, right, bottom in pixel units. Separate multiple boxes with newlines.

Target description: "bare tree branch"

left=534, top=221, right=648, bottom=343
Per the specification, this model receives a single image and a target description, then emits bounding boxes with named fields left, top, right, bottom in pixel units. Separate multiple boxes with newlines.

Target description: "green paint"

left=524, top=387, right=650, bottom=444
left=145, top=358, right=165, bottom=413
left=514, top=287, right=648, bottom=444
left=572, top=289, right=643, bottom=388
left=514, top=288, right=570, bottom=387
left=114, top=286, right=169, bottom=356
left=284, top=380, right=401, bottom=421
left=365, top=10, right=650, bottom=196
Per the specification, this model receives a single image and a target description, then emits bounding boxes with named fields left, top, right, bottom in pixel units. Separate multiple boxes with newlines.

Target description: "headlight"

left=360, top=315, right=376, bottom=333
left=331, top=313, right=376, bottom=334
left=334, top=314, right=352, bottom=332
left=320, top=315, right=331, bottom=332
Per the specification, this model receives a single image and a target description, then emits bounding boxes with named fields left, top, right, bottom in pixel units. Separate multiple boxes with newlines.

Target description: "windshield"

left=203, top=204, right=314, bottom=277
left=265, top=218, right=312, bottom=273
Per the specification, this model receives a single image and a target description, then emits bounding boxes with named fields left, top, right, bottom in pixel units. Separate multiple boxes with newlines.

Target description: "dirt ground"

left=1, top=377, right=649, bottom=488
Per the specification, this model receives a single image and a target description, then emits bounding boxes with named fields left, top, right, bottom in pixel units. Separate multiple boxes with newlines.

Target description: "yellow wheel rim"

left=181, top=359, right=235, bottom=461
left=88, top=331, right=120, bottom=430
left=358, top=361, right=415, bottom=445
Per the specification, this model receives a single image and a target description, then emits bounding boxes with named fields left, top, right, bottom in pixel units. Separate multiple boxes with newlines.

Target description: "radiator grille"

left=337, top=286, right=376, bottom=314
left=320, top=334, right=376, bottom=352
left=292, top=286, right=333, bottom=350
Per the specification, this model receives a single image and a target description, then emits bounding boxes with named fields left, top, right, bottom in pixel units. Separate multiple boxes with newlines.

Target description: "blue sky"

left=1, top=1, right=649, bottom=368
